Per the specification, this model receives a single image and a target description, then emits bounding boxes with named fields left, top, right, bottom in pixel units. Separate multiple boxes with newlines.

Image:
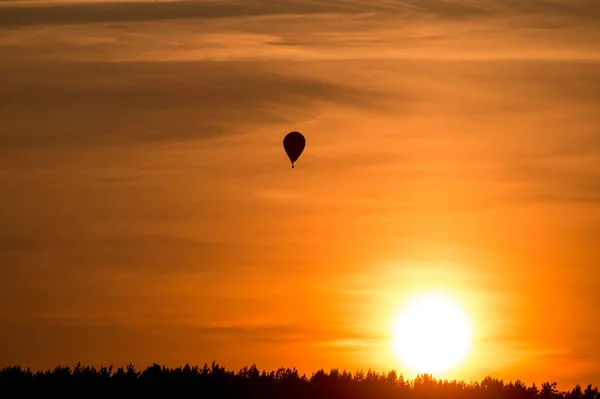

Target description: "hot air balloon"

left=283, top=131, right=306, bottom=169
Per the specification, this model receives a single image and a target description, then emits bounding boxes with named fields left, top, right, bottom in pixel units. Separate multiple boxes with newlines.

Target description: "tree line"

left=1, top=361, right=598, bottom=398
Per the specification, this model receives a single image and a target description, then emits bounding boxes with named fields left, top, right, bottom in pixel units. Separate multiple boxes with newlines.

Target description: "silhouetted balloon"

left=283, top=131, right=306, bottom=169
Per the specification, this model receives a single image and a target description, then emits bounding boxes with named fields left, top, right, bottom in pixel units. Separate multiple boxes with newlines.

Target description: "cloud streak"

left=0, top=0, right=377, bottom=27
left=2, top=1, right=599, bottom=65
left=1, top=0, right=599, bottom=27
left=0, top=60, right=386, bottom=152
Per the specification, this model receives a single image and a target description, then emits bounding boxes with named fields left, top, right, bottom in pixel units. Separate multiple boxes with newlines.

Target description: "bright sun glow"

left=391, top=292, right=472, bottom=374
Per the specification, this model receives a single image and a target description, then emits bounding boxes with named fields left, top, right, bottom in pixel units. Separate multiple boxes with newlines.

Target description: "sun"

left=390, top=292, right=472, bottom=374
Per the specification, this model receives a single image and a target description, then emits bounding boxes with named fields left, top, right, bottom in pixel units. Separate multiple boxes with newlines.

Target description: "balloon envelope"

left=283, top=131, right=306, bottom=167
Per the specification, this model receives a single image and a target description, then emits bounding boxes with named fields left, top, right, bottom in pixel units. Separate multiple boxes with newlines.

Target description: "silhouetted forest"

left=1, top=362, right=598, bottom=398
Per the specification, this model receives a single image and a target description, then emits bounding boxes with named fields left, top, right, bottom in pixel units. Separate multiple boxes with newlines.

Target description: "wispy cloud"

left=0, top=61, right=385, bottom=153
left=1, top=0, right=599, bottom=64
left=1, top=0, right=599, bottom=26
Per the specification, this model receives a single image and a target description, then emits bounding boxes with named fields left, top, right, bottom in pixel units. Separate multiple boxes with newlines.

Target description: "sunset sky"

left=1, top=0, right=599, bottom=389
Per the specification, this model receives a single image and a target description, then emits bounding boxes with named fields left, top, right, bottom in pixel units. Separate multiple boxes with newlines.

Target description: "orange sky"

left=1, top=0, right=599, bottom=389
